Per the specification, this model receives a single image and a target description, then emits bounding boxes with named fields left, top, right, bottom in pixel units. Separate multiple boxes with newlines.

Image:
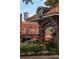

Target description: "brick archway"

left=38, top=15, right=59, bottom=47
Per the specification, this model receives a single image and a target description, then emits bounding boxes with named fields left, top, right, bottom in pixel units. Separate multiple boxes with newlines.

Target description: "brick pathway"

left=20, top=55, right=59, bottom=59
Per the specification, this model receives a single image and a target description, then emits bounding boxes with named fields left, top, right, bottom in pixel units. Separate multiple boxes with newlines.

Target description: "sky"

left=20, top=0, right=46, bottom=17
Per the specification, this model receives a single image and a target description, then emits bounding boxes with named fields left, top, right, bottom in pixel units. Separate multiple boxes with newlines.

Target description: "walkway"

left=20, top=55, right=59, bottom=59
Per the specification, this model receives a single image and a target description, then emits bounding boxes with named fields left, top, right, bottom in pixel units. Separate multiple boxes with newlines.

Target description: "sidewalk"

left=20, top=55, right=59, bottom=59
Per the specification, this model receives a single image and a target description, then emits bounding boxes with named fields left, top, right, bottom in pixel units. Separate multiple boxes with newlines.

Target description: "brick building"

left=20, top=14, right=39, bottom=42
left=20, top=0, right=59, bottom=46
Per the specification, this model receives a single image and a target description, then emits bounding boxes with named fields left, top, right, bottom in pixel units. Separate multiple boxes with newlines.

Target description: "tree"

left=22, top=0, right=59, bottom=7
left=45, top=0, right=59, bottom=8
left=23, top=0, right=33, bottom=4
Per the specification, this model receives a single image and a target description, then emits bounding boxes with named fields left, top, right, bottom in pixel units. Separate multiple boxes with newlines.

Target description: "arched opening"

left=45, top=26, right=55, bottom=41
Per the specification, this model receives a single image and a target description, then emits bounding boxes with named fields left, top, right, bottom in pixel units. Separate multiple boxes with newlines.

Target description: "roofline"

left=43, top=12, right=59, bottom=18
left=29, top=13, right=59, bottom=22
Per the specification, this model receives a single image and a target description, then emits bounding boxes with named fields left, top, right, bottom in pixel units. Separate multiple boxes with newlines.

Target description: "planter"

left=20, top=51, right=59, bottom=56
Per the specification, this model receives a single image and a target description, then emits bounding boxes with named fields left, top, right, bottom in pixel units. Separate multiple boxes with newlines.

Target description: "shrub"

left=48, top=48, right=58, bottom=55
left=20, top=44, right=30, bottom=55
left=20, top=43, right=44, bottom=55
left=45, top=41, right=59, bottom=55
left=20, top=42, right=59, bottom=55
left=31, top=44, right=43, bottom=54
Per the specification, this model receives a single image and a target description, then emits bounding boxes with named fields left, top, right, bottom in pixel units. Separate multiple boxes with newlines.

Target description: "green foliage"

left=48, top=48, right=58, bottom=55
left=45, top=41, right=56, bottom=49
left=20, top=44, right=31, bottom=54
left=31, top=44, right=43, bottom=53
left=46, top=2, right=55, bottom=7
left=45, top=41, right=59, bottom=55
left=45, top=0, right=59, bottom=8
left=20, top=40, right=59, bottom=55
left=20, top=43, right=43, bottom=55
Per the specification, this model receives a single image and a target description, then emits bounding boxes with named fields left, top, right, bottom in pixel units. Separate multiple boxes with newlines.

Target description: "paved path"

left=20, top=55, right=59, bottom=59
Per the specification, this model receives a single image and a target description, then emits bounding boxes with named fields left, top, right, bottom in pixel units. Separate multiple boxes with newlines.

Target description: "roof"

left=44, top=6, right=59, bottom=15
left=27, top=6, right=59, bottom=21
